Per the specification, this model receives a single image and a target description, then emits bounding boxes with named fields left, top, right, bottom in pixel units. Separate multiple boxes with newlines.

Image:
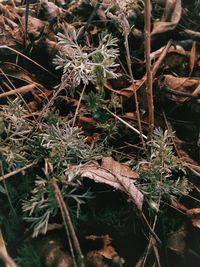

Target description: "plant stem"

left=52, top=178, right=85, bottom=267
left=0, top=161, right=36, bottom=182
left=72, top=83, right=87, bottom=127
left=124, top=33, right=146, bottom=149
left=144, top=0, right=154, bottom=142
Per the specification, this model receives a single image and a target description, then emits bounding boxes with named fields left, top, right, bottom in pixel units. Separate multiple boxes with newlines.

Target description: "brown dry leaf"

left=160, top=75, right=200, bottom=102
left=0, top=16, right=23, bottom=47
left=37, top=235, right=73, bottom=267
left=80, top=163, right=143, bottom=210
left=166, top=225, right=187, bottom=255
left=85, top=234, right=125, bottom=264
left=39, top=0, right=63, bottom=21
left=1, top=62, right=40, bottom=84
left=152, top=0, right=182, bottom=35
left=189, top=42, right=196, bottom=74
left=101, top=156, right=138, bottom=179
left=150, top=44, right=187, bottom=61
left=173, top=202, right=188, bottom=212
left=99, top=235, right=116, bottom=260
left=21, top=15, right=46, bottom=40
left=184, top=29, right=200, bottom=39
left=186, top=208, right=200, bottom=229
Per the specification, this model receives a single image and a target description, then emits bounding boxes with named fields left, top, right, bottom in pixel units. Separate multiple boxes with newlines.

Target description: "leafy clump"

left=15, top=243, right=42, bottom=267
left=137, top=128, right=191, bottom=208
left=0, top=100, right=102, bottom=237
left=53, top=28, right=120, bottom=89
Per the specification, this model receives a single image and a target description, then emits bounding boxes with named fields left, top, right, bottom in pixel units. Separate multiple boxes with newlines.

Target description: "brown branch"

left=0, top=84, right=35, bottom=98
left=144, top=0, right=154, bottom=142
left=52, top=178, right=85, bottom=267
left=124, top=33, right=146, bottom=148
left=0, top=162, right=36, bottom=182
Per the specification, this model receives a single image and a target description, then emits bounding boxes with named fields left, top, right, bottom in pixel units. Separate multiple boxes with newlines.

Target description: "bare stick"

left=104, top=107, right=147, bottom=140
left=0, top=162, right=36, bottom=182
left=52, top=179, right=85, bottom=267
left=72, top=83, right=87, bottom=127
left=0, top=229, right=18, bottom=267
left=0, top=84, right=35, bottom=98
left=50, top=180, right=77, bottom=267
left=144, top=0, right=154, bottom=142
left=124, top=33, right=146, bottom=148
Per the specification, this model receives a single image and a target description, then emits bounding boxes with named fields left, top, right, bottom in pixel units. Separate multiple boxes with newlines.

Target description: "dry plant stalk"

left=52, top=178, right=85, bottom=267
left=144, top=0, right=154, bottom=142
left=0, top=229, right=18, bottom=267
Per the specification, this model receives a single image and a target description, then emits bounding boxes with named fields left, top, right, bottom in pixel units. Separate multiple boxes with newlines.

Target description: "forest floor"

left=0, top=1, right=200, bottom=267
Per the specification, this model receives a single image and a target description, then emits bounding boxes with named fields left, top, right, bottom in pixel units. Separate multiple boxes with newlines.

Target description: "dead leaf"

left=189, top=42, right=196, bottom=74
left=184, top=29, right=200, bottom=40
left=101, top=156, right=138, bottom=179
left=85, top=234, right=125, bottom=264
left=80, top=163, right=143, bottom=210
left=160, top=75, right=200, bottom=102
left=186, top=208, right=200, bottom=229
left=39, top=0, right=63, bottom=20
left=166, top=225, right=187, bottom=255
left=99, top=235, right=116, bottom=260
left=152, top=0, right=182, bottom=35
left=21, top=15, right=46, bottom=40
left=150, top=44, right=187, bottom=61
left=173, top=202, right=188, bottom=212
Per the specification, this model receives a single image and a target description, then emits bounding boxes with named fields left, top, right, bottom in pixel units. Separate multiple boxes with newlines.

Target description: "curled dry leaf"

left=150, top=44, right=187, bottom=61
left=159, top=75, right=200, bottom=103
left=184, top=29, right=200, bottom=40
left=101, top=156, right=139, bottom=179
left=85, top=234, right=125, bottom=264
left=186, top=208, right=200, bottom=229
left=189, top=41, right=196, bottom=74
left=79, top=161, right=143, bottom=210
left=166, top=225, right=187, bottom=256
left=39, top=0, right=63, bottom=21
left=152, top=0, right=182, bottom=35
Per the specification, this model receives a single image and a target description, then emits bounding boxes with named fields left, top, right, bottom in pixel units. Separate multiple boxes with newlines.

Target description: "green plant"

left=0, top=100, right=103, bottom=237
left=137, top=128, right=191, bottom=207
left=53, top=28, right=120, bottom=89
left=15, top=243, right=42, bottom=267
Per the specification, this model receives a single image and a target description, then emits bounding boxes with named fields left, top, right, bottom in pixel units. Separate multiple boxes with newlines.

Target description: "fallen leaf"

left=186, top=208, right=200, bottom=229
left=85, top=234, right=125, bottom=263
left=101, top=156, right=139, bottom=179
left=189, top=42, right=196, bottom=74
left=184, top=29, right=200, bottom=39
left=159, top=75, right=200, bottom=102
left=99, top=235, right=116, bottom=260
left=166, top=225, right=187, bottom=255
left=152, top=0, right=182, bottom=35
left=80, top=163, right=143, bottom=210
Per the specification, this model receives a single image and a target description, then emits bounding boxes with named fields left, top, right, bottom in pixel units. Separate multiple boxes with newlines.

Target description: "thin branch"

left=0, top=84, right=35, bottom=98
left=52, top=178, right=85, bottom=267
left=144, top=0, right=154, bottom=141
left=124, top=33, right=146, bottom=148
left=104, top=107, right=147, bottom=140
left=72, top=83, right=87, bottom=127
left=0, top=162, right=36, bottom=182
